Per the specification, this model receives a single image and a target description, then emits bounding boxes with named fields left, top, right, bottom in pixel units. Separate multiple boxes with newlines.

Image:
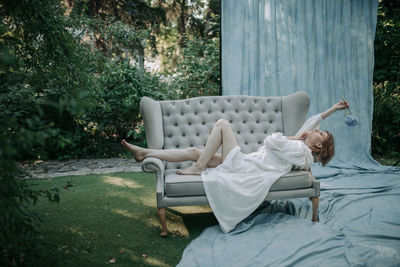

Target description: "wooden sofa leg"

left=309, top=197, right=319, bottom=222
left=157, top=207, right=168, bottom=237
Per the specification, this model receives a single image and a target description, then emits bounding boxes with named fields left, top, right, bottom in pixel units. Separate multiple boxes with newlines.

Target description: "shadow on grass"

left=167, top=208, right=218, bottom=238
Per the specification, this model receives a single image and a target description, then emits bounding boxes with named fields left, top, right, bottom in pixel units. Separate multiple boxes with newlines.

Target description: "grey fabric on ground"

left=178, top=168, right=400, bottom=266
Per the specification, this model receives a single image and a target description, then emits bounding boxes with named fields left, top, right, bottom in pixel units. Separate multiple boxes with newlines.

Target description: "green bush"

left=0, top=114, right=61, bottom=266
left=0, top=1, right=95, bottom=263
left=372, top=0, right=400, bottom=159
left=86, top=60, right=167, bottom=147
left=372, top=82, right=400, bottom=158
left=169, top=33, right=221, bottom=99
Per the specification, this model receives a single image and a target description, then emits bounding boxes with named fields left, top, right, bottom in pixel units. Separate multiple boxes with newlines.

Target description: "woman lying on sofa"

left=122, top=100, right=349, bottom=233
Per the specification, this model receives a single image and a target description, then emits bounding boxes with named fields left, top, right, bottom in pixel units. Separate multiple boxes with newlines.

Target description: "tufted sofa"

left=140, top=91, right=320, bottom=235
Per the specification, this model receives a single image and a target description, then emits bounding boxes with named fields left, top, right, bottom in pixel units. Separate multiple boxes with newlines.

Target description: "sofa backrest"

left=140, top=91, right=310, bottom=170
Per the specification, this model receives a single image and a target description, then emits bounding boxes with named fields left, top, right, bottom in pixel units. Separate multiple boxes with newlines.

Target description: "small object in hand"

left=341, top=97, right=358, bottom=127
left=345, top=114, right=358, bottom=127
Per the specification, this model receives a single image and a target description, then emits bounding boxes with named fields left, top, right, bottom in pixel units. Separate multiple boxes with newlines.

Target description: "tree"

left=372, top=0, right=400, bottom=159
left=66, top=0, right=165, bottom=71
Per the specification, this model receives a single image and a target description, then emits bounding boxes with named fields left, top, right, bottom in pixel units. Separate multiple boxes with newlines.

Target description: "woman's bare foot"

left=121, top=139, right=147, bottom=162
left=176, top=163, right=204, bottom=175
left=160, top=231, right=168, bottom=237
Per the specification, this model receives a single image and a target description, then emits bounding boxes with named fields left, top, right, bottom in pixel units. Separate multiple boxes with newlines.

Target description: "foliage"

left=0, top=0, right=103, bottom=160
left=0, top=113, right=62, bottom=265
left=374, top=0, right=400, bottom=83
left=169, top=34, right=220, bottom=98
left=168, top=12, right=221, bottom=99
left=372, top=0, right=400, bottom=159
left=88, top=60, right=167, bottom=145
left=67, top=0, right=165, bottom=68
left=0, top=0, right=92, bottom=264
left=372, top=82, right=400, bottom=157
left=156, top=0, right=220, bottom=72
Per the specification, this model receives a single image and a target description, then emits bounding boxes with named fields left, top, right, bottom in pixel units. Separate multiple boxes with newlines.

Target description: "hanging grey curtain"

left=222, top=0, right=378, bottom=165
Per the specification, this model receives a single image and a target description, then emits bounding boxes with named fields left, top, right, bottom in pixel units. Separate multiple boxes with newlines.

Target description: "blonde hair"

left=314, top=131, right=335, bottom=166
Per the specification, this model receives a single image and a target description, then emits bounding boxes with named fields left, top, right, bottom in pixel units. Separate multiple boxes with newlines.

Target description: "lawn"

left=28, top=172, right=218, bottom=266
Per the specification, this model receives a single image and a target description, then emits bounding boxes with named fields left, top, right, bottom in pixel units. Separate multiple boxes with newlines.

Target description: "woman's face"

left=303, top=129, right=328, bottom=150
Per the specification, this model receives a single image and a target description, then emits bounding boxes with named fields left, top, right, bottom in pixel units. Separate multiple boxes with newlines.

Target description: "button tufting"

left=194, top=111, right=198, bottom=115
left=256, top=120, right=259, bottom=123
left=267, top=100, right=270, bottom=103
left=258, top=141, right=262, bottom=144
left=167, top=113, right=170, bottom=116
left=249, top=110, right=252, bottom=113
left=237, top=131, right=240, bottom=134
left=202, top=122, right=205, bottom=125
left=190, top=144, right=193, bottom=147
left=174, top=123, right=178, bottom=126
left=250, top=130, right=254, bottom=134
left=175, top=145, right=179, bottom=148
left=244, top=141, right=248, bottom=145
left=262, top=110, right=265, bottom=113
left=275, top=110, right=278, bottom=113
left=243, top=120, right=246, bottom=124
left=188, top=122, right=192, bottom=125
left=235, top=110, right=238, bottom=113
left=182, top=133, right=186, bottom=137
left=200, top=101, right=203, bottom=104
left=241, top=100, right=244, bottom=103
left=169, top=135, right=172, bottom=138
left=181, top=112, right=184, bottom=116
left=221, top=110, right=225, bottom=113
left=213, top=100, right=217, bottom=103
left=264, top=131, right=267, bottom=134
left=196, top=133, right=200, bottom=136
left=229, top=120, right=232, bottom=123
left=208, top=110, right=211, bottom=114
left=270, top=120, right=273, bottom=123
left=227, top=99, right=231, bottom=103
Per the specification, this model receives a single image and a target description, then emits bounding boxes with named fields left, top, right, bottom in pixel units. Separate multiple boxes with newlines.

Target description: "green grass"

left=28, top=172, right=218, bottom=266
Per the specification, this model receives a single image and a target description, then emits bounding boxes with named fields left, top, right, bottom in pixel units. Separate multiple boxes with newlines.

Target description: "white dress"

left=201, top=113, right=324, bottom=233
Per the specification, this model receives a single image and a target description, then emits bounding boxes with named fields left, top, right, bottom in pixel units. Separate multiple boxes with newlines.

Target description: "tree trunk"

left=179, top=0, right=186, bottom=48
left=137, top=44, right=145, bottom=79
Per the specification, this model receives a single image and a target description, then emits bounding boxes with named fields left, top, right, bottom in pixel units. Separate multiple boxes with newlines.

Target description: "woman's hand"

left=321, top=100, right=350, bottom=119
left=333, top=100, right=349, bottom=111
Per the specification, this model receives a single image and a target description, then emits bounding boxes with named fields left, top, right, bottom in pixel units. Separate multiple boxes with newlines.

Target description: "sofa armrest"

left=140, top=97, right=164, bottom=149
left=141, top=157, right=165, bottom=196
left=282, top=91, right=310, bottom=136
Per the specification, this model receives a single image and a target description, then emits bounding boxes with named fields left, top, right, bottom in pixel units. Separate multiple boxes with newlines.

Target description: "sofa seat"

left=164, top=169, right=312, bottom=197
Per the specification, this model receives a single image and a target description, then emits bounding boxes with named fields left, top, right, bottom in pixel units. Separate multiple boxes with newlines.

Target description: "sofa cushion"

left=165, top=169, right=312, bottom=197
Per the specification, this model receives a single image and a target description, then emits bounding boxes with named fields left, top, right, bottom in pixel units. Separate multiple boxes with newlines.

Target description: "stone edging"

left=17, top=158, right=142, bottom=179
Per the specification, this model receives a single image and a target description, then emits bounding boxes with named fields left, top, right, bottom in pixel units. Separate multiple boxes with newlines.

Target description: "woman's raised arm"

left=320, top=100, right=349, bottom=119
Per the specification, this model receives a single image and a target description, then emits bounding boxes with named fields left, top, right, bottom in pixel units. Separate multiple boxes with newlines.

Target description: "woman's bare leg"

left=122, top=140, right=222, bottom=167
left=121, top=140, right=201, bottom=162
left=177, top=119, right=238, bottom=175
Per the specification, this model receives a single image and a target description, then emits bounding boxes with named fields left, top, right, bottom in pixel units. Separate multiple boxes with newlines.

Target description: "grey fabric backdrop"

left=222, top=0, right=379, bottom=166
